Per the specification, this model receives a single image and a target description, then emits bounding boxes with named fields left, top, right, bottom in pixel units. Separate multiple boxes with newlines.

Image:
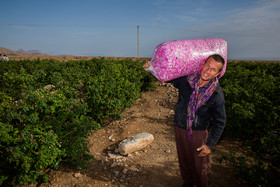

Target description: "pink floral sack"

left=147, top=38, right=227, bottom=82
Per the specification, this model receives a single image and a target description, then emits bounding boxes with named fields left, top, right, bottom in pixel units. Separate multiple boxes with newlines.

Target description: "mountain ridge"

left=0, top=47, right=49, bottom=56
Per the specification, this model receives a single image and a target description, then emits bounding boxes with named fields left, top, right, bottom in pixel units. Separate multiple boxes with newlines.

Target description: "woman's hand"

left=143, top=61, right=151, bottom=71
left=197, top=144, right=211, bottom=157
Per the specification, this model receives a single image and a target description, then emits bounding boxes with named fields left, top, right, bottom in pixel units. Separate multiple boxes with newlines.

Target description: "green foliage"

left=0, top=58, right=154, bottom=185
left=218, top=150, right=279, bottom=186
left=219, top=61, right=280, bottom=185
left=0, top=122, right=61, bottom=185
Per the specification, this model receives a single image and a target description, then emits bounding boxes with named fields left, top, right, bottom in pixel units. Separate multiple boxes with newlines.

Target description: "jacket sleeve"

left=206, top=90, right=227, bottom=149
left=168, top=76, right=187, bottom=89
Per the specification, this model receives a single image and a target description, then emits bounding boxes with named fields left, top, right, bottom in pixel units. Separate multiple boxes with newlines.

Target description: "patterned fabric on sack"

left=147, top=38, right=227, bottom=82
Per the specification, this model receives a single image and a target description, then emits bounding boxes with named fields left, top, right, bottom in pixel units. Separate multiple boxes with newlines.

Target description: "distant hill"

left=0, top=47, right=49, bottom=56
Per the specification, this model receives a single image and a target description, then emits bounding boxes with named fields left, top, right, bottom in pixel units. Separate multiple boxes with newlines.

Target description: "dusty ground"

left=32, top=81, right=248, bottom=187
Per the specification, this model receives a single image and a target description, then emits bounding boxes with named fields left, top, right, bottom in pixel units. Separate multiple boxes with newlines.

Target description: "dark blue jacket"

left=170, top=76, right=226, bottom=149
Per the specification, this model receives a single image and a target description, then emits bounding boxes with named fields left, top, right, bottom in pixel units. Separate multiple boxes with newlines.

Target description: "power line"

left=137, top=25, right=140, bottom=58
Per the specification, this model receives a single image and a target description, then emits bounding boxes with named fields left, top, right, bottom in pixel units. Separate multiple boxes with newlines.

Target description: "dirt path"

left=36, top=82, right=248, bottom=187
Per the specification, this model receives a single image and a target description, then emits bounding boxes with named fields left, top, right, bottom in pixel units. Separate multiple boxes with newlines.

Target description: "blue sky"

left=0, top=0, right=279, bottom=59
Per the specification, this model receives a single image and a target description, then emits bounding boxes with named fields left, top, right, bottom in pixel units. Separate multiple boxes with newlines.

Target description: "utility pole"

left=137, top=25, right=140, bottom=58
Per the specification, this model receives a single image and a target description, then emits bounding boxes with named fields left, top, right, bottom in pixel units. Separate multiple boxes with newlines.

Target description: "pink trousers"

left=174, top=126, right=211, bottom=187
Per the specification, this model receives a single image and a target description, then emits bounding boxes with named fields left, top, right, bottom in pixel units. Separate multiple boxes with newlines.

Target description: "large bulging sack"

left=147, top=38, right=227, bottom=82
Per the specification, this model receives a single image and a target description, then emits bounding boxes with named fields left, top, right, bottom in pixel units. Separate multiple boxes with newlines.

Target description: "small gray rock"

left=118, top=132, right=154, bottom=155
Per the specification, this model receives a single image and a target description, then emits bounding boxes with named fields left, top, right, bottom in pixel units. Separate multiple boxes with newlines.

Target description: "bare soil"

left=28, top=81, right=250, bottom=187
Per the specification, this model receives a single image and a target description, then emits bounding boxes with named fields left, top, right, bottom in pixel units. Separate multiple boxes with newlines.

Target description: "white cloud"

left=154, top=14, right=167, bottom=21
left=177, top=15, right=197, bottom=22
left=179, top=0, right=280, bottom=59
left=69, top=31, right=98, bottom=37
left=152, top=0, right=166, bottom=6
left=2, top=24, right=31, bottom=30
left=228, top=0, right=280, bottom=33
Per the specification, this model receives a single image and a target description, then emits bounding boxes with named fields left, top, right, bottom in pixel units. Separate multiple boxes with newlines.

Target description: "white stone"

left=108, top=152, right=123, bottom=159
left=111, top=162, right=118, bottom=167
left=123, top=168, right=128, bottom=174
left=118, top=132, right=154, bottom=155
left=108, top=134, right=113, bottom=140
left=74, top=172, right=81, bottom=178
left=165, top=149, right=171, bottom=153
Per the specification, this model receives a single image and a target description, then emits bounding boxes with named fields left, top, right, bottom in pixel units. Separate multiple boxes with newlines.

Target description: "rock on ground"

left=118, top=132, right=154, bottom=155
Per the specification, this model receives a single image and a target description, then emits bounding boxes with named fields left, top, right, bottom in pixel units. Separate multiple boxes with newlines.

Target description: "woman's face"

left=200, top=57, right=222, bottom=82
